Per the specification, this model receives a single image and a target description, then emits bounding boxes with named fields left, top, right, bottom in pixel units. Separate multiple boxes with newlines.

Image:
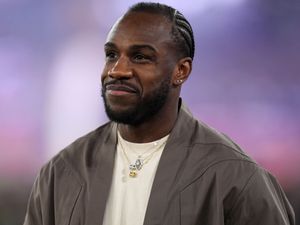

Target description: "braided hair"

left=126, top=2, right=195, bottom=60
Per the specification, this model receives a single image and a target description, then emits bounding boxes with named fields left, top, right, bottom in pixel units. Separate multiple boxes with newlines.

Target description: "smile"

left=105, top=84, right=138, bottom=96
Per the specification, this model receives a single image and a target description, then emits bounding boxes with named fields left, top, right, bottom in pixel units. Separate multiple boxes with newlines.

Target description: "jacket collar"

left=87, top=99, right=197, bottom=225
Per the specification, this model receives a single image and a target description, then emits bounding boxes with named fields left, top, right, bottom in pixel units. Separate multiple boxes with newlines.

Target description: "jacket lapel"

left=86, top=123, right=117, bottom=225
left=143, top=103, right=197, bottom=225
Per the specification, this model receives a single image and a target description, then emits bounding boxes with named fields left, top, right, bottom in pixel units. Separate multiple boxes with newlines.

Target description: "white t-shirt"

left=102, top=132, right=169, bottom=225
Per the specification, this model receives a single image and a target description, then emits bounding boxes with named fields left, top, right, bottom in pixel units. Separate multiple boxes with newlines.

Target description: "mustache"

left=102, top=80, right=140, bottom=93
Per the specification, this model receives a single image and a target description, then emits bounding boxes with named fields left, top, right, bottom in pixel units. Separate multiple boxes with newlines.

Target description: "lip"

left=105, top=84, right=138, bottom=96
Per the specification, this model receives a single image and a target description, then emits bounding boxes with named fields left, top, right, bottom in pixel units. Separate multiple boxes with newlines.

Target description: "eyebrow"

left=130, top=44, right=157, bottom=53
left=104, top=42, right=157, bottom=53
left=104, top=42, right=117, bottom=49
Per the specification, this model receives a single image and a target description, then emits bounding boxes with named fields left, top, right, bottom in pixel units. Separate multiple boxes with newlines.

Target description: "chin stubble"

left=101, top=76, right=171, bottom=125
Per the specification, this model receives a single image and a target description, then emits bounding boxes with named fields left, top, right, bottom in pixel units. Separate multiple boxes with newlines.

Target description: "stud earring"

left=176, top=79, right=183, bottom=83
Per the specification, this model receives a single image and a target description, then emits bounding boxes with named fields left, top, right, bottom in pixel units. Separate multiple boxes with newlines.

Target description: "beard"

left=101, top=76, right=171, bottom=126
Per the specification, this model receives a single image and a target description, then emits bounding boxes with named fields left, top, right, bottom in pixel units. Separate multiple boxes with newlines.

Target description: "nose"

left=108, top=56, right=133, bottom=79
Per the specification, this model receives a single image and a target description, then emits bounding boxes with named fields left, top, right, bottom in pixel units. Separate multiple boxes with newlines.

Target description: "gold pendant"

left=129, top=170, right=137, bottom=177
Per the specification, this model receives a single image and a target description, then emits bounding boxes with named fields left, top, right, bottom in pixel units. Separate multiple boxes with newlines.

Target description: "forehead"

left=106, top=12, right=173, bottom=47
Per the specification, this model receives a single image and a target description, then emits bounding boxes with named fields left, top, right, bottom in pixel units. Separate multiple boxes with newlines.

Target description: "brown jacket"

left=24, top=103, right=295, bottom=225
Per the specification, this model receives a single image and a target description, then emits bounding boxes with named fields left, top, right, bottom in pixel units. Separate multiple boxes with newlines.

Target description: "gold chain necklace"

left=118, top=137, right=167, bottom=178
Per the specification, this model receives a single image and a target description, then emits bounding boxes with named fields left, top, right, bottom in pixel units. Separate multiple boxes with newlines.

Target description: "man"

left=24, top=2, right=295, bottom=225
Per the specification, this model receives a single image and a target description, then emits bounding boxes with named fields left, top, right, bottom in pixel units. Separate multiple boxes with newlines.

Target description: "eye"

left=132, top=54, right=151, bottom=63
left=134, top=54, right=145, bottom=60
left=105, top=51, right=118, bottom=61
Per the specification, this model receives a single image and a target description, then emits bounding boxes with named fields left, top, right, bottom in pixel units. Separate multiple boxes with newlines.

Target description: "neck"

left=118, top=98, right=180, bottom=143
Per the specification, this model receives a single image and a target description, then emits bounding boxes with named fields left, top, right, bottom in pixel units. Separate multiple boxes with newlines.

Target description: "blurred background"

left=0, top=0, right=299, bottom=224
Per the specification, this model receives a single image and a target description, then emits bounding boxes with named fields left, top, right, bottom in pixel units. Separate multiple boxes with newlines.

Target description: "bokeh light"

left=0, top=0, right=299, bottom=224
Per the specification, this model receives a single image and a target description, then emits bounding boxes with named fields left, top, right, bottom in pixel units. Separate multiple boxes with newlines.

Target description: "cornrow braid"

left=126, top=2, right=195, bottom=60
left=174, top=10, right=195, bottom=59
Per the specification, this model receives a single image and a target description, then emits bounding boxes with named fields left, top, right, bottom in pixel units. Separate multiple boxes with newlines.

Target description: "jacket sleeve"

left=23, top=174, right=43, bottom=225
left=228, top=168, right=295, bottom=225
left=23, top=163, right=55, bottom=225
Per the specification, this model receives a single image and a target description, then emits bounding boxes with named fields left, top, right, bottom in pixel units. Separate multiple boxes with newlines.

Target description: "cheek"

left=143, top=64, right=172, bottom=81
left=140, top=75, right=167, bottom=96
left=101, top=67, right=109, bottom=84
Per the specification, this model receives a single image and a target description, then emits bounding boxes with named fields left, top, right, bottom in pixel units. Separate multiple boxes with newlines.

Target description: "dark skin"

left=101, top=12, right=192, bottom=143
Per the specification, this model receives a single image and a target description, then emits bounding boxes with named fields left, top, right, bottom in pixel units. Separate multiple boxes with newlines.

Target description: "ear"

left=172, top=57, right=193, bottom=86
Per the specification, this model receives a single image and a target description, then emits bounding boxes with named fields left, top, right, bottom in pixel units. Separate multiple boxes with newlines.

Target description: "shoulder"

left=176, top=104, right=295, bottom=224
left=38, top=122, right=115, bottom=184
left=184, top=114, right=255, bottom=166
left=175, top=103, right=259, bottom=186
left=177, top=102, right=253, bottom=162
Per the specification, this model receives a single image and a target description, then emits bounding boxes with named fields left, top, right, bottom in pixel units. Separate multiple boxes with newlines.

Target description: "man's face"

left=101, top=12, right=179, bottom=125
